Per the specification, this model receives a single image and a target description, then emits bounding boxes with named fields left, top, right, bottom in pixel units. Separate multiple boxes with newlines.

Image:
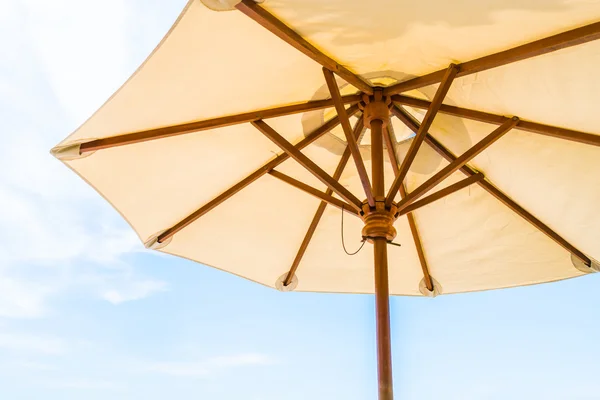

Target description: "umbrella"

left=51, top=1, right=600, bottom=398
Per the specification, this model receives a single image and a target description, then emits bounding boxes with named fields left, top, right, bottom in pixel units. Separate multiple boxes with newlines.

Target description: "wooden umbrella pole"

left=361, top=91, right=395, bottom=400
left=371, top=117, right=394, bottom=400
left=374, top=236, right=393, bottom=400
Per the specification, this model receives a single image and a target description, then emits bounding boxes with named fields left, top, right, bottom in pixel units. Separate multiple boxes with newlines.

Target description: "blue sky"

left=1, top=1, right=600, bottom=399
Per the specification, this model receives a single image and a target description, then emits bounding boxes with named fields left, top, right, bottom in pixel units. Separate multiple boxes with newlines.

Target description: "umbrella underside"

left=52, top=0, right=600, bottom=297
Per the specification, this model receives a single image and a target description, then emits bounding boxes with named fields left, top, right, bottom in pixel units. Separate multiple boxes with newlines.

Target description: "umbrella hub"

left=360, top=88, right=396, bottom=243
left=359, top=89, right=392, bottom=129
left=361, top=202, right=398, bottom=242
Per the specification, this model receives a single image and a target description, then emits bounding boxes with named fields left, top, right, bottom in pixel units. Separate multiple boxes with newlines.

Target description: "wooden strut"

left=395, top=117, right=519, bottom=213
left=282, top=117, right=366, bottom=286
left=79, top=95, right=361, bottom=153
left=235, top=0, right=373, bottom=94
left=383, top=21, right=600, bottom=96
left=385, top=64, right=458, bottom=208
left=392, top=95, right=600, bottom=147
left=251, top=120, right=364, bottom=212
left=396, top=173, right=485, bottom=216
left=383, top=125, right=434, bottom=292
left=268, top=170, right=359, bottom=216
left=393, top=106, right=591, bottom=266
left=323, top=68, right=375, bottom=207
left=157, top=104, right=360, bottom=243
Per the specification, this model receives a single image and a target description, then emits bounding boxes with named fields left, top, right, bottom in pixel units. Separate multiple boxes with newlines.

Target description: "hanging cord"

left=341, top=205, right=402, bottom=256
left=341, top=204, right=367, bottom=255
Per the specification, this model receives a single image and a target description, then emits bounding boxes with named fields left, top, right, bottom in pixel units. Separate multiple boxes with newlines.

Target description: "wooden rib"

left=385, top=64, right=459, bottom=208
left=383, top=126, right=434, bottom=291
left=283, top=118, right=365, bottom=286
left=79, top=95, right=361, bottom=153
left=284, top=200, right=328, bottom=286
left=392, top=94, right=505, bottom=124
left=397, top=173, right=485, bottom=216
left=396, top=116, right=519, bottom=213
left=383, top=21, right=600, bottom=96
left=393, top=107, right=591, bottom=266
left=157, top=104, right=359, bottom=243
left=235, top=0, right=372, bottom=94
left=323, top=68, right=374, bottom=206
left=268, top=170, right=358, bottom=216
left=392, top=94, right=600, bottom=147
left=251, top=120, right=363, bottom=211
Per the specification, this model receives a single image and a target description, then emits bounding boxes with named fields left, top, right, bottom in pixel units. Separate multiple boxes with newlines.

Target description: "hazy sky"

left=1, top=1, right=599, bottom=399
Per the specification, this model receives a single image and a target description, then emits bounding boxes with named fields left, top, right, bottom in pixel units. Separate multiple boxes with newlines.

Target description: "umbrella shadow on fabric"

left=267, top=0, right=573, bottom=47
left=299, top=70, right=474, bottom=178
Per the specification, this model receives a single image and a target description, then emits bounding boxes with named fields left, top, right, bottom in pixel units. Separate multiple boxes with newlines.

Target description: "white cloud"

left=102, top=280, right=168, bottom=305
left=43, top=379, right=123, bottom=391
left=147, top=362, right=210, bottom=377
left=21, top=0, right=132, bottom=124
left=147, top=353, right=275, bottom=377
left=210, top=353, right=276, bottom=368
left=17, top=361, right=58, bottom=371
left=0, top=333, right=66, bottom=355
left=0, top=276, right=58, bottom=318
left=0, top=170, right=161, bottom=317
left=0, top=184, right=141, bottom=266
left=0, top=0, right=170, bottom=318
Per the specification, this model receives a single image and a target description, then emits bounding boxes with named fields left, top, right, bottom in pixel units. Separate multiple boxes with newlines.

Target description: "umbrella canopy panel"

left=264, top=0, right=600, bottom=87
left=52, top=0, right=600, bottom=296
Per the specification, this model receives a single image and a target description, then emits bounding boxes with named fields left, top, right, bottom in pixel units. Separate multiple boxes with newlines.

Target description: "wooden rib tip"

left=52, top=142, right=91, bottom=160
left=146, top=231, right=172, bottom=250
left=426, top=282, right=434, bottom=292
left=419, top=276, right=441, bottom=297
left=571, top=253, right=598, bottom=273
left=275, top=272, right=298, bottom=292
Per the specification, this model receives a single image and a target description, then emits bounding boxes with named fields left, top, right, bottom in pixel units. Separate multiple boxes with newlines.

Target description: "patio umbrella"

left=51, top=1, right=600, bottom=398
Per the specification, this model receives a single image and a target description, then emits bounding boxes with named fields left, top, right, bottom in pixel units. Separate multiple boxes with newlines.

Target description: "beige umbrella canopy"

left=52, top=1, right=600, bottom=398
